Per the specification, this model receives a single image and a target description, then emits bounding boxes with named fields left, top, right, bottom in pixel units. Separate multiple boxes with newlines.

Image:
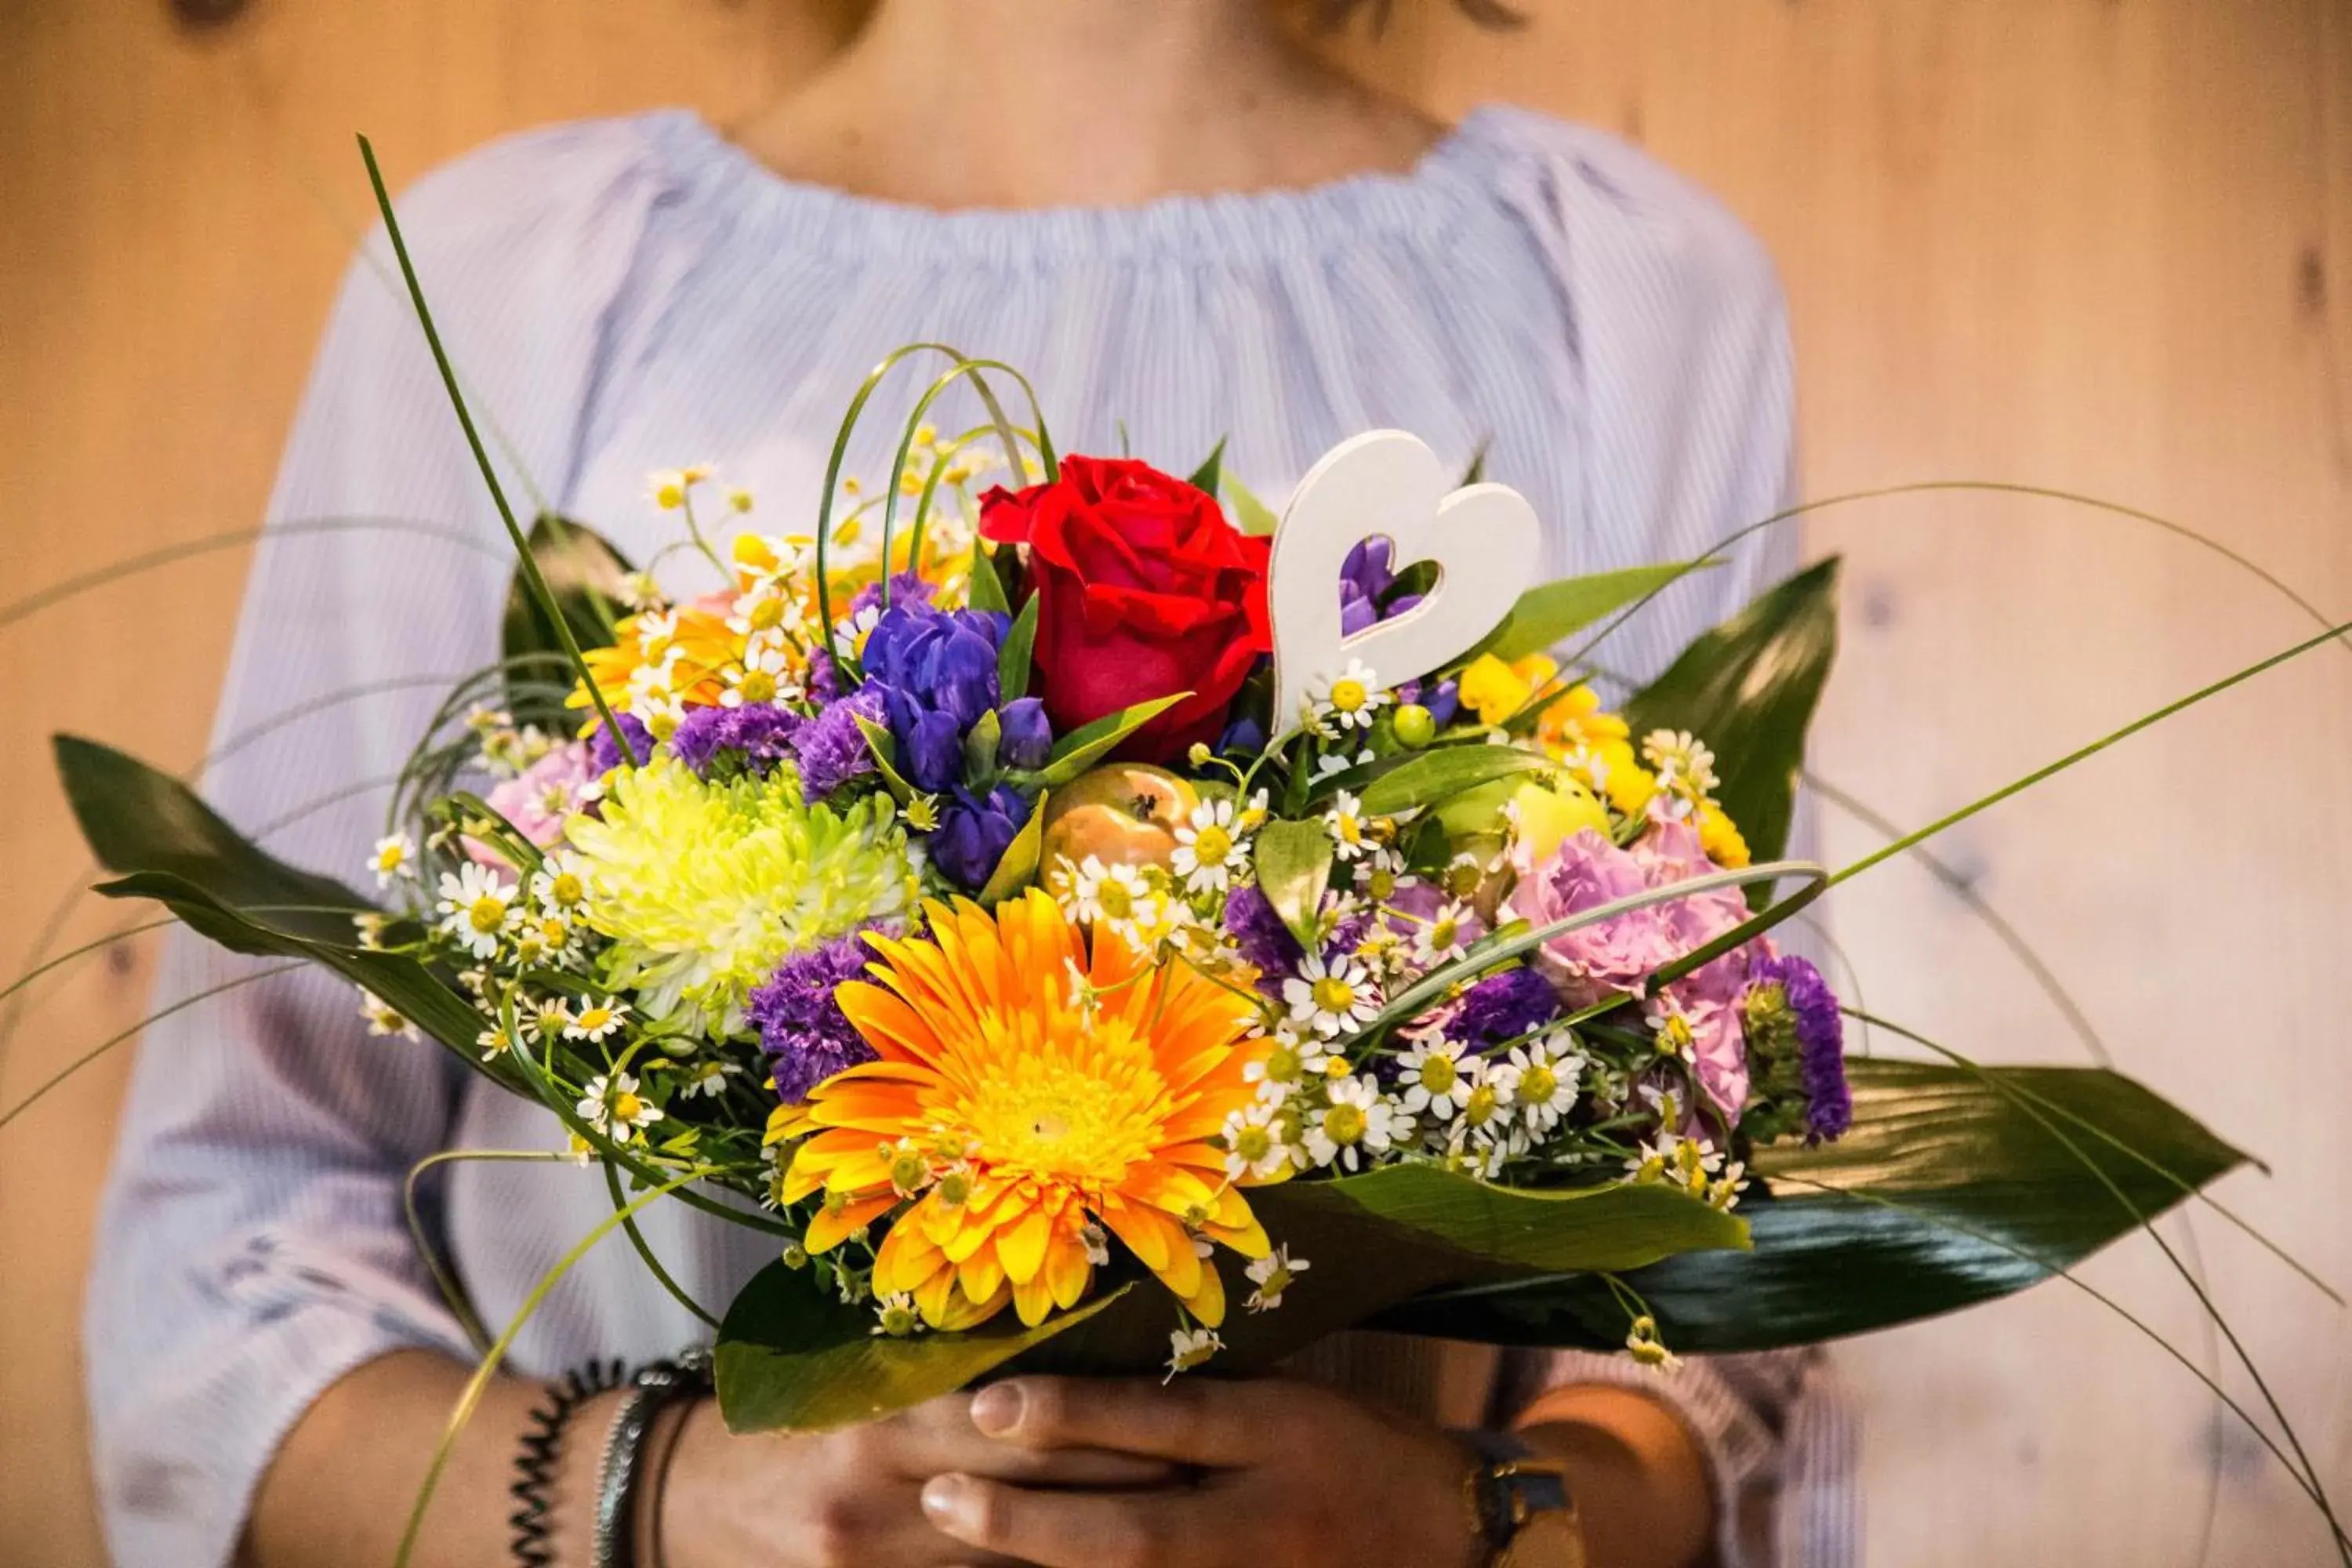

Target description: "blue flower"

left=931, top=784, right=1029, bottom=891
left=862, top=601, right=1013, bottom=793
left=998, top=697, right=1052, bottom=771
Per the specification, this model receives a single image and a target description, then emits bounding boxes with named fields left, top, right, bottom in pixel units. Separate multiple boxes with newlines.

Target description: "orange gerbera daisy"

left=780, top=891, right=1275, bottom=1330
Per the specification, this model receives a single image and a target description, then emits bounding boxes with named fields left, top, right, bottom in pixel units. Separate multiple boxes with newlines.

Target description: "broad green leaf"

left=965, top=535, right=1012, bottom=615
left=851, top=713, right=917, bottom=804
left=1016, top=693, right=1190, bottom=787
left=977, top=790, right=1048, bottom=906
left=1366, top=1059, right=2245, bottom=1352
left=1468, top=562, right=1709, bottom=666
left=500, top=514, right=633, bottom=728
left=1187, top=437, right=1227, bottom=495
left=1222, top=471, right=1279, bottom=537
left=1623, top=558, right=1838, bottom=883
left=1253, top=819, right=1334, bottom=950
left=1356, top=744, right=1550, bottom=816
left=997, top=593, right=1040, bottom=702
left=715, top=1261, right=1134, bottom=1432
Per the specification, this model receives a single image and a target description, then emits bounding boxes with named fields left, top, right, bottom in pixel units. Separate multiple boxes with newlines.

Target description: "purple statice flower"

left=1750, top=953, right=1851, bottom=1142
left=587, top=713, right=654, bottom=775
left=997, top=696, right=1053, bottom=771
left=848, top=572, right=936, bottom=618
left=931, top=784, right=1029, bottom=891
left=1224, top=884, right=1305, bottom=985
left=790, top=688, right=887, bottom=802
left=749, top=933, right=883, bottom=1104
left=669, top=702, right=804, bottom=779
left=862, top=601, right=1012, bottom=793
left=804, top=646, right=845, bottom=705
left=1443, top=967, right=1562, bottom=1050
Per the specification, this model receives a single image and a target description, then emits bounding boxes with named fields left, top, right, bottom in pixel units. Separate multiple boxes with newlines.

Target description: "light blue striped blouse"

left=85, top=104, right=1854, bottom=1567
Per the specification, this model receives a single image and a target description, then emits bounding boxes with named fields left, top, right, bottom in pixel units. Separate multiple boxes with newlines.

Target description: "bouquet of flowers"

left=43, top=146, right=2338, bottom=1542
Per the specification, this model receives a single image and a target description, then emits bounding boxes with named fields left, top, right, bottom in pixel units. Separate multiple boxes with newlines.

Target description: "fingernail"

left=969, top=1381, right=1023, bottom=1435
left=921, top=1473, right=970, bottom=1524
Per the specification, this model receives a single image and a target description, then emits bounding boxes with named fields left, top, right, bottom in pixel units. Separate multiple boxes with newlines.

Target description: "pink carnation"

left=466, top=741, right=597, bottom=867
left=1508, top=829, right=1683, bottom=1007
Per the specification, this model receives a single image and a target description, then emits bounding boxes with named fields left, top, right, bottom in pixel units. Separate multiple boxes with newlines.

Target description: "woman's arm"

left=245, top=1351, right=1171, bottom=1568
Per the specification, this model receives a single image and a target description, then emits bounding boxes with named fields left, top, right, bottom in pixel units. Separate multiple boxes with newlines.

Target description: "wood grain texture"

left=2, top=2, right=2346, bottom=1563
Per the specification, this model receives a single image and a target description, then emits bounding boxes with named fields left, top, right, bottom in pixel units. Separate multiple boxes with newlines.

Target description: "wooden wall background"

left=2, top=2, right=2346, bottom=1563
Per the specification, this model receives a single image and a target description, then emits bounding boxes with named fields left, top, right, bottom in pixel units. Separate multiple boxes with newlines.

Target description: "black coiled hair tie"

left=510, top=1358, right=629, bottom=1566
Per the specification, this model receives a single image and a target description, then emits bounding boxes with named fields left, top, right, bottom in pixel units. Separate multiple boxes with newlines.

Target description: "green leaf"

left=851, top=714, right=916, bottom=804
left=1460, top=441, right=1490, bottom=486
left=1015, top=693, right=1190, bottom=787
left=962, top=708, right=1003, bottom=782
left=1623, top=558, right=1839, bottom=881
left=1356, top=744, right=1550, bottom=816
left=715, top=1263, right=1135, bottom=1432
left=1187, top=437, right=1227, bottom=495
left=1365, top=1059, right=2246, bottom=1352
left=998, top=593, right=1040, bottom=702
left=1469, top=562, right=1710, bottom=666
left=1222, top=471, right=1279, bottom=537
left=977, top=790, right=1048, bottom=906
left=1252, top=818, right=1334, bottom=950
left=966, top=535, right=1012, bottom=615
left=500, top=514, right=633, bottom=728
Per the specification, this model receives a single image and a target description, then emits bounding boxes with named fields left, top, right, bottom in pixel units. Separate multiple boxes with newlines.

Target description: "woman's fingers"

left=968, top=1377, right=1272, bottom=1466
left=921, top=1472, right=1210, bottom=1568
left=889, top=1393, right=1180, bottom=1486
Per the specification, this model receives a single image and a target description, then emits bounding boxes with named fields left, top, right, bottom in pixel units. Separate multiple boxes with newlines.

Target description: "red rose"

left=979, top=455, right=1272, bottom=763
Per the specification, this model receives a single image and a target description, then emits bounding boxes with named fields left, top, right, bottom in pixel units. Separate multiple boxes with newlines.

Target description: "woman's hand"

left=916, top=1376, right=1486, bottom=1568
left=659, top=1389, right=1177, bottom=1568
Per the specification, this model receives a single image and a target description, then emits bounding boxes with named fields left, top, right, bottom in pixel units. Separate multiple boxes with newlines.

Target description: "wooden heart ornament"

left=1267, top=430, right=1542, bottom=733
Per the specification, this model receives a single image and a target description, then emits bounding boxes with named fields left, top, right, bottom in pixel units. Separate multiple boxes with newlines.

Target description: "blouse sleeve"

left=82, top=120, right=669, bottom=1568
left=1488, top=117, right=1856, bottom=1568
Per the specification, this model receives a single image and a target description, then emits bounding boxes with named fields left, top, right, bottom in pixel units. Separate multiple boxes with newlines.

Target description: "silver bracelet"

left=591, top=1349, right=713, bottom=1568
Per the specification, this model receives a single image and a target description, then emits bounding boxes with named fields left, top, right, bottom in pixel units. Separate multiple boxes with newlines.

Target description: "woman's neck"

left=731, top=0, right=1440, bottom=210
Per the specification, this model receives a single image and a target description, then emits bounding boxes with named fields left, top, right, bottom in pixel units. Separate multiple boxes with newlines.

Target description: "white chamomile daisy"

left=521, top=996, right=574, bottom=1044
left=1303, top=1073, right=1410, bottom=1172
left=723, top=637, right=797, bottom=707
left=1323, top=792, right=1374, bottom=862
left=617, top=569, right=666, bottom=612
left=633, top=609, right=681, bottom=661
left=1218, top=1101, right=1298, bottom=1181
left=1283, top=951, right=1381, bottom=1038
left=1242, top=1024, right=1308, bottom=1097
left=356, top=986, right=417, bottom=1041
left=577, top=1072, right=663, bottom=1142
left=370, top=833, right=417, bottom=889
left=1639, top=728, right=1720, bottom=813
left=1627, top=1129, right=1726, bottom=1199
left=1507, top=1036, right=1584, bottom=1134
left=1068, top=856, right=1152, bottom=929
left=1394, top=1037, right=1475, bottom=1120
left=833, top=604, right=884, bottom=663
left=475, top=1022, right=515, bottom=1062
left=872, top=1292, right=924, bottom=1338
left=436, top=862, right=518, bottom=958
left=680, top=1057, right=743, bottom=1099
left=1312, top=659, right=1392, bottom=735
left=1411, top=900, right=1475, bottom=967
left=1170, top=797, right=1250, bottom=895
left=1165, top=1326, right=1224, bottom=1381
left=1244, top=1245, right=1311, bottom=1313
left=1642, top=995, right=1698, bottom=1062
left=563, top=996, right=630, bottom=1043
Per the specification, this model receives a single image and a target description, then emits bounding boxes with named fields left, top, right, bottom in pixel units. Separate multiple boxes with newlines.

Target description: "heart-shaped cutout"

left=1268, top=430, right=1541, bottom=733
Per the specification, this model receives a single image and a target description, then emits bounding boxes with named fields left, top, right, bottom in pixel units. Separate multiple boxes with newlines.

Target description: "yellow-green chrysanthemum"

left=564, top=756, right=918, bottom=1034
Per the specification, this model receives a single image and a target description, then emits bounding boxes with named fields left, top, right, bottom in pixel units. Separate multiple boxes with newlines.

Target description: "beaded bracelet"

left=591, top=1348, right=713, bottom=1568
left=509, top=1359, right=628, bottom=1567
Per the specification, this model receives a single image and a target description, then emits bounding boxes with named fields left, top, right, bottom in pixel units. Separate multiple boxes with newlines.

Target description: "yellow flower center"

left=1323, top=1055, right=1352, bottom=1080
left=575, top=1007, right=613, bottom=1033
left=467, top=896, right=506, bottom=934
left=1321, top=1102, right=1367, bottom=1147
left=1367, top=867, right=1396, bottom=899
left=878, top=1302, right=920, bottom=1337
left=1330, top=677, right=1368, bottom=713
left=1096, top=880, right=1135, bottom=921
left=1464, top=1084, right=1499, bottom=1127
left=1334, top=815, right=1364, bottom=845
left=539, top=917, right=568, bottom=945
left=1191, top=824, right=1234, bottom=865
left=947, top=1026, right=1171, bottom=1188
left=611, top=1091, right=644, bottom=1123
left=1430, top=915, right=1458, bottom=949
left=737, top=669, right=779, bottom=704
left=548, top=873, right=583, bottom=906
left=1232, top=1125, right=1273, bottom=1162
left=1311, top=976, right=1358, bottom=1015
left=749, top=597, right=785, bottom=631
left=936, top=1170, right=971, bottom=1207
left=1417, top=1055, right=1458, bottom=1095
left=1522, top=1065, right=1558, bottom=1105
left=890, top=1147, right=930, bottom=1194
left=1264, top=1043, right=1304, bottom=1082
left=375, top=845, right=405, bottom=872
